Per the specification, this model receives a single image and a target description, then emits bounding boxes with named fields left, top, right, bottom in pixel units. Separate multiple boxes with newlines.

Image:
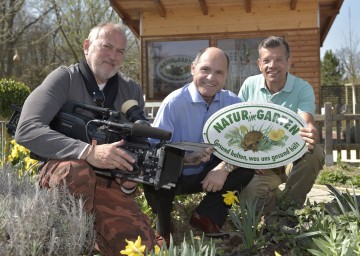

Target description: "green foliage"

left=321, top=50, right=345, bottom=86
left=228, top=194, right=263, bottom=252
left=316, top=170, right=351, bottom=186
left=0, top=78, right=30, bottom=119
left=147, top=231, right=217, bottom=256
left=0, top=167, right=96, bottom=255
left=316, top=162, right=360, bottom=188
left=298, top=186, right=360, bottom=256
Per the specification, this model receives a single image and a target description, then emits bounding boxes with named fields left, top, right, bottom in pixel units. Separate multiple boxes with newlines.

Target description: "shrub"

left=0, top=78, right=30, bottom=119
left=0, top=167, right=96, bottom=255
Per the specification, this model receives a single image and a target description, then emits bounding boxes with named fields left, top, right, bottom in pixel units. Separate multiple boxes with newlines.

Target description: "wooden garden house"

left=109, top=0, right=344, bottom=108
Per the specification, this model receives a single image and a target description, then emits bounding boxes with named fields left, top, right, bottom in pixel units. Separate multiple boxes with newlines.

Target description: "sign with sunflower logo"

left=203, top=102, right=308, bottom=169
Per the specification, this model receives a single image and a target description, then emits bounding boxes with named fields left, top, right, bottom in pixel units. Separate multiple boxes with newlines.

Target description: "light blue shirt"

left=238, top=73, right=315, bottom=116
left=152, top=82, right=241, bottom=175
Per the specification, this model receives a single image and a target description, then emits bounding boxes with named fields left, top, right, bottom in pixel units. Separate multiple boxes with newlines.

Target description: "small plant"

left=121, top=231, right=218, bottom=256
left=316, top=156, right=360, bottom=188
left=225, top=191, right=263, bottom=252
left=0, top=167, right=96, bottom=255
left=6, top=139, right=39, bottom=177
left=307, top=224, right=360, bottom=256
left=297, top=185, right=360, bottom=256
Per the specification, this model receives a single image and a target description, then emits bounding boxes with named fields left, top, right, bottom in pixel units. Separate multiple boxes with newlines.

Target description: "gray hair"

left=87, top=22, right=127, bottom=43
left=258, top=36, right=290, bottom=58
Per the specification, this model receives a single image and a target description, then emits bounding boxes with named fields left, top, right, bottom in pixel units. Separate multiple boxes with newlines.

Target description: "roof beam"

left=198, top=0, right=208, bottom=15
left=153, top=0, right=166, bottom=17
left=290, top=0, right=297, bottom=10
left=109, top=0, right=140, bottom=37
left=245, top=0, right=251, bottom=13
left=320, top=7, right=340, bottom=16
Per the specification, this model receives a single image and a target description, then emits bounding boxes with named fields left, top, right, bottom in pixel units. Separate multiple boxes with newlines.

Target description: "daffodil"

left=24, top=156, right=38, bottom=170
left=222, top=191, right=239, bottom=206
left=154, top=245, right=166, bottom=256
left=269, top=129, right=285, bottom=141
left=120, top=236, right=146, bottom=256
left=274, top=251, right=282, bottom=256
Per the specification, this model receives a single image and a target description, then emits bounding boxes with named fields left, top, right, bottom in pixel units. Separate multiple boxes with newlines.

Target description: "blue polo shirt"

left=152, top=82, right=241, bottom=175
left=238, top=73, right=315, bottom=116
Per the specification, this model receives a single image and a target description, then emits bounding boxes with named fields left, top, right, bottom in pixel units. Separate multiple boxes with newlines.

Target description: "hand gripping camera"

left=6, top=101, right=211, bottom=189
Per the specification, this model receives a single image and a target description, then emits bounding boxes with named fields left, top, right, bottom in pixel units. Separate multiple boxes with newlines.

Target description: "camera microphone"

left=131, top=123, right=171, bottom=141
left=121, top=100, right=149, bottom=124
left=92, top=120, right=172, bottom=141
left=119, top=100, right=172, bottom=140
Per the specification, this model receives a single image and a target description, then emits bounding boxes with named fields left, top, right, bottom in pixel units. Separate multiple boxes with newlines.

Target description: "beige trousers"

left=241, top=145, right=325, bottom=213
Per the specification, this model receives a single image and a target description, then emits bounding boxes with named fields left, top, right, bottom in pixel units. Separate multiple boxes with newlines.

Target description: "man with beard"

left=15, top=22, right=156, bottom=255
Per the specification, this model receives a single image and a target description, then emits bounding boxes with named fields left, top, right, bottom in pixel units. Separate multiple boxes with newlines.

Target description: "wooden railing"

left=315, top=102, right=360, bottom=166
left=144, top=102, right=162, bottom=122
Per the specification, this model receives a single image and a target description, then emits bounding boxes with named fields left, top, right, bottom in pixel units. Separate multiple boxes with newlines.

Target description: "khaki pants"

left=241, top=145, right=325, bottom=213
left=38, top=159, right=156, bottom=256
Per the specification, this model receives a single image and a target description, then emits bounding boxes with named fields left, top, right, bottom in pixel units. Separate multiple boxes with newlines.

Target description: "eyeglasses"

left=259, top=57, right=287, bottom=65
left=92, top=91, right=105, bottom=107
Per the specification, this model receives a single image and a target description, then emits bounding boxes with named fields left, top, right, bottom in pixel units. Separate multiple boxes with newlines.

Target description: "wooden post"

left=355, top=103, right=360, bottom=159
left=324, top=102, right=334, bottom=165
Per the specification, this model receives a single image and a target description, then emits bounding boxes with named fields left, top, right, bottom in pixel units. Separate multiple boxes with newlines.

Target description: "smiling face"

left=257, top=45, right=291, bottom=93
left=191, top=47, right=228, bottom=104
left=83, top=24, right=127, bottom=84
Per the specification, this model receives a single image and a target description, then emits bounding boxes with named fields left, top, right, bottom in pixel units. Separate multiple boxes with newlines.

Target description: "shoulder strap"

left=78, top=58, right=118, bottom=109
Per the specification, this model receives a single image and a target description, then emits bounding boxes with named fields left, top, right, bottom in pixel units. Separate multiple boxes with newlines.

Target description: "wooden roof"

left=109, top=0, right=344, bottom=46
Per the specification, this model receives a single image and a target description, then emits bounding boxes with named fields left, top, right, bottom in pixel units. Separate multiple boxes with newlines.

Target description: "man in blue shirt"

left=238, top=36, right=325, bottom=213
left=144, top=47, right=254, bottom=244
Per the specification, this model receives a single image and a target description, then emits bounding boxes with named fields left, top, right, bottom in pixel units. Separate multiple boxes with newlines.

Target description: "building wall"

left=141, top=0, right=318, bottom=36
left=139, top=0, right=321, bottom=105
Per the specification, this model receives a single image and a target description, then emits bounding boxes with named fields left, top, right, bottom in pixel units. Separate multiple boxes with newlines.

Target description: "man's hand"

left=201, top=163, right=228, bottom=192
left=299, top=112, right=319, bottom=151
left=299, top=126, right=318, bottom=151
left=85, top=140, right=136, bottom=171
left=183, top=146, right=214, bottom=165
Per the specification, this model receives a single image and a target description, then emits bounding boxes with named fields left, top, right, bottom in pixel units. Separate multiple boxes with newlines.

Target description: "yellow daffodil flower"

left=275, top=251, right=282, bottom=256
left=25, top=156, right=38, bottom=170
left=222, top=191, right=239, bottom=206
left=120, top=236, right=146, bottom=256
left=154, top=245, right=166, bottom=256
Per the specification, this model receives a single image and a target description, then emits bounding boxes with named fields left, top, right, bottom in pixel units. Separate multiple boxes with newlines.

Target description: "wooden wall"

left=139, top=0, right=321, bottom=107
left=287, top=29, right=320, bottom=106
left=141, top=0, right=318, bottom=36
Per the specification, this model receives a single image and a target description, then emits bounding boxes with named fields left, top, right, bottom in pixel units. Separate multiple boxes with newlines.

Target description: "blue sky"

left=320, top=0, right=360, bottom=59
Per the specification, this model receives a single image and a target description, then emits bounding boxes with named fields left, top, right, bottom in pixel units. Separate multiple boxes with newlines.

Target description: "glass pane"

left=147, top=40, right=209, bottom=100
left=217, top=37, right=265, bottom=94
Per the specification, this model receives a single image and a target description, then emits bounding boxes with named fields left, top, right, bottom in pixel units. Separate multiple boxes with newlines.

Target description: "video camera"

left=6, top=101, right=211, bottom=190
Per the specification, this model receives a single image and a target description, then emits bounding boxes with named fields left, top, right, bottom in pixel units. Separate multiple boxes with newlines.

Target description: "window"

left=146, top=40, right=209, bottom=100
left=217, top=37, right=264, bottom=93
left=145, top=37, right=265, bottom=100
